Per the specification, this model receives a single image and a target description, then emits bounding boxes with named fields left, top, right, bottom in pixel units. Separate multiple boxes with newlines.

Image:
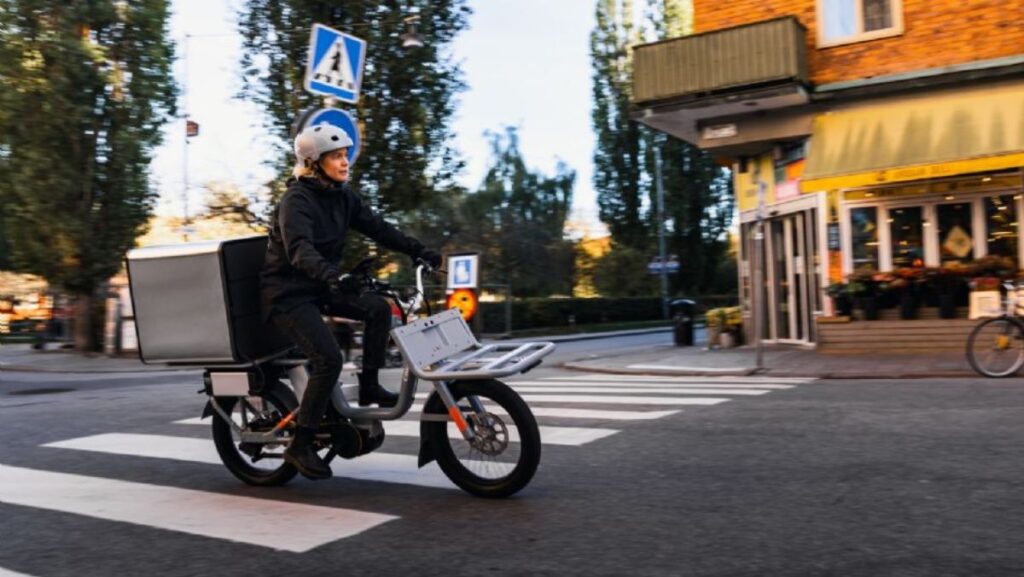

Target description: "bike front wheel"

left=966, top=316, right=1024, bottom=377
left=424, top=379, right=541, bottom=498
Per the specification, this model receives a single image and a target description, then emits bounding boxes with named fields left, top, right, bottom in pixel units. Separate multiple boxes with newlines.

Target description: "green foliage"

left=0, top=1, right=176, bottom=293
left=591, top=0, right=648, bottom=251
left=237, top=0, right=470, bottom=214
left=592, top=242, right=656, bottom=297
left=589, top=0, right=735, bottom=295
left=458, top=127, right=575, bottom=297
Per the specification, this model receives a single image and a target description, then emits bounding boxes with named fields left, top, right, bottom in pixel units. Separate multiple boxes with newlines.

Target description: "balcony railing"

left=633, top=17, right=808, bottom=105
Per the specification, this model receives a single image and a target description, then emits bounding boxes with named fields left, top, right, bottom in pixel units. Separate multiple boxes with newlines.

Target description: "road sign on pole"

left=296, top=107, right=362, bottom=165
left=304, top=24, right=367, bottom=104
left=447, top=254, right=479, bottom=290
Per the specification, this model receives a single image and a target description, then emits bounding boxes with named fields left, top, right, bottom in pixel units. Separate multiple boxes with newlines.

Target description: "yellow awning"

left=801, top=81, right=1024, bottom=192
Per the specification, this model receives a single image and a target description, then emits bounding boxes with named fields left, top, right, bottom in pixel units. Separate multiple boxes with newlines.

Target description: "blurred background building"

left=632, top=0, right=1024, bottom=349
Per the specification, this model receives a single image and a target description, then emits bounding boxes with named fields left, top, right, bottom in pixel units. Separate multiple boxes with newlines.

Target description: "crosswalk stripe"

left=510, top=380, right=794, bottom=389
left=508, top=386, right=772, bottom=395
left=412, top=393, right=728, bottom=406
left=548, top=375, right=816, bottom=384
left=0, top=567, right=36, bottom=577
left=43, top=433, right=459, bottom=490
left=173, top=418, right=619, bottom=446
left=0, top=463, right=396, bottom=553
left=410, top=404, right=681, bottom=421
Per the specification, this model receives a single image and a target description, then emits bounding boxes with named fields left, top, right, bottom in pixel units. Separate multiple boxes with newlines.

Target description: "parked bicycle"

left=966, top=280, right=1024, bottom=377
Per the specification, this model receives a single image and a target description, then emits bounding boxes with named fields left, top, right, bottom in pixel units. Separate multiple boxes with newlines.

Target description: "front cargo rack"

left=390, top=308, right=554, bottom=381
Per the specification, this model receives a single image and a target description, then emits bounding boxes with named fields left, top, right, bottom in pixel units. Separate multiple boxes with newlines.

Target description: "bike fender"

left=417, top=390, right=445, bottom=468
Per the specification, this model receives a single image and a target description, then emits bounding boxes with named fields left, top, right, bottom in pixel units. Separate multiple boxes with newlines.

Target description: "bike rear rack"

left=390, top=308, right=555, bottom=381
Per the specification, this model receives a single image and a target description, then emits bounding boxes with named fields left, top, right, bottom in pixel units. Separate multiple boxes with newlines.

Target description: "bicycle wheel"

left=423, top=379, right=541, bottom=498
left=211, top=384, right=299, bottom=486
left=966, top=317, right=1024, bottom=377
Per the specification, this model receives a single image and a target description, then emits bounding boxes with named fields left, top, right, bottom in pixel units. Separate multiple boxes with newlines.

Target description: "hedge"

left=469, top=295, right=737, bottom=333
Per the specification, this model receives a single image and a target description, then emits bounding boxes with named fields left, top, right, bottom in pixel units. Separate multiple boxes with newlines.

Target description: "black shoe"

left=358, top=373, right=399, bottom=407
left=283, top=426, right=332, bottom=480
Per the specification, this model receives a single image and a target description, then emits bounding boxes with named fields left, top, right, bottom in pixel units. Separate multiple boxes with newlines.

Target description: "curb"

left=0, top=361, right=197, bottom=374
left=496, top=327, right=672, bottom=344
left=559, top=362, right=980, bottom=379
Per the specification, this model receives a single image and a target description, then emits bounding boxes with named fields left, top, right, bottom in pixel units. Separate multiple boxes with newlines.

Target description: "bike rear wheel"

left=966, top=316, right=1024, bottom=377
left=424, top=379, right=541, bottom=498
left=211, top=385, right=299, bottom=486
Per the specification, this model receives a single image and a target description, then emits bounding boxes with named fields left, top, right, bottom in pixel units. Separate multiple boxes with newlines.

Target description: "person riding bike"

left=260, top=123, right=442, bottom=480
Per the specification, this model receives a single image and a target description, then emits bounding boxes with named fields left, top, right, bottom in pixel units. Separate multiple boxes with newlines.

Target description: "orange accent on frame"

left=273, top=411, right=296, bottom=432
left=448, top=406, right=469, bottom=433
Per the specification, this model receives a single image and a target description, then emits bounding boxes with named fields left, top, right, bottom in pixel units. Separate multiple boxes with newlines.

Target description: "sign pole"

left=754, top=180, right=766, bottom=371
left=655, top=144, right=669, bottom=320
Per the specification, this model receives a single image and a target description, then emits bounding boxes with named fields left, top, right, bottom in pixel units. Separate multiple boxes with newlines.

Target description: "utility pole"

left=182, top=33, right=190, bottom=242
left=654, top=144, right=669, bottom=320
left=754, top=180, right=766, bottom=371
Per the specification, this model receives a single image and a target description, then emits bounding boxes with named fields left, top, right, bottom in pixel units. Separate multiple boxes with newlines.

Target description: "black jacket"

left=260, top=177, right=425, bottom=320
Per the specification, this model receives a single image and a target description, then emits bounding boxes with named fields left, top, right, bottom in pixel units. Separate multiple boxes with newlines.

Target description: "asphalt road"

left=1, top=351, right=1023, bottom=576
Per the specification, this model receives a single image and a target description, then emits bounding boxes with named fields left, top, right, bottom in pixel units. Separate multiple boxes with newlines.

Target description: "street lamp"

left=401, top=14, right=424, bottom=49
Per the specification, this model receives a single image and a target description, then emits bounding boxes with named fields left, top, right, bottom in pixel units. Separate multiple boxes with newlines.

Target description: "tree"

left=0, top=1, right=176, bottom=350
left=590, top=0, right=648, bottom=251
left=456, top=127, right=576, bottom=297
left=589, top=0, right=734, bottom=296
left=237, top=0, right=469, bottom=216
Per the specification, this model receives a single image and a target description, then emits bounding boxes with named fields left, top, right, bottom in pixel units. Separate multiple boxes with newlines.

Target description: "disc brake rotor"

left=467, top=412, right=509, bottom=456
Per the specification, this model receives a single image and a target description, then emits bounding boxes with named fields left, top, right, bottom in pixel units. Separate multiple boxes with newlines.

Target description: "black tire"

left=424, top=379, right=541, bottom=498
left=211, top=384, right=299, bottom=486
left=966, top=316, right=1024, bottom=378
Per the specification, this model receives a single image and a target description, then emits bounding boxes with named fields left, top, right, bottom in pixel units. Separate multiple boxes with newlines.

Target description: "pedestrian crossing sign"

left=447, top=254, right=479, bottom=290
left=304, top=23, right=366, bottom=104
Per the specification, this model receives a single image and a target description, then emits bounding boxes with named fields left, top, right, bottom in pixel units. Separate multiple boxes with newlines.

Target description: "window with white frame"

left=817, top=0, right=903, bottom=47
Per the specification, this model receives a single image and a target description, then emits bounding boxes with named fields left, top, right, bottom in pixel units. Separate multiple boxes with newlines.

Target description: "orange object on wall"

left=446, top=289, right=478, bottom=321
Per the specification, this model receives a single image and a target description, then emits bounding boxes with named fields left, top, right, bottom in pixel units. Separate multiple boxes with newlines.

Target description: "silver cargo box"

left=126, top=236, right=292, bottom=365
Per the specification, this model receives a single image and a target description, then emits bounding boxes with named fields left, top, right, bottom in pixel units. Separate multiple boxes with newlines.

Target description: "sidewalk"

left=1, top=329, right=981, bottom=378
left=561, top=342, right=978, bottom=379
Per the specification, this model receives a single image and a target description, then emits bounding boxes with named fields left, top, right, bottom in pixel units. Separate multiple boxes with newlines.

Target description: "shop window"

left=985, top=195, right=1018, bottom=264
left=937, top=202, right=973, bottom=264
left=850, top=206, right=879, bottom=270
left=817, top=0, right=903, bottom=47
left=889, top=206, right=924, bottom=268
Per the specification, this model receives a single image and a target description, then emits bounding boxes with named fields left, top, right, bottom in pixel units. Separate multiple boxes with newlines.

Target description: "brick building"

left=632, top=0, right=1024, bottom=349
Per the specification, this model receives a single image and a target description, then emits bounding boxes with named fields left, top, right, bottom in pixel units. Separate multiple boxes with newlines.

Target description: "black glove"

left=418, top=249, right=443, bottom=270
left=329, top=273, right=362, bottom=295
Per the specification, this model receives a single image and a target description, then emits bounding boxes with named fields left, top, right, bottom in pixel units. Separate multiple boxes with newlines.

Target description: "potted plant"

left=924, top=266, right=966, bottom=319
left=847, top=269, right=881, bottom=320
left=892, top=267, right=925, bottom=320
left=826, top=283, right=853, bottom=317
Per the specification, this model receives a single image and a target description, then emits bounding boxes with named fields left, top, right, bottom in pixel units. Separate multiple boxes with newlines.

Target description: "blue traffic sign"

left=301, top=108, right=361, bottom=165
left=447, top=254, right=479, bottom=290
left=304, top=24, right=366, bottom=104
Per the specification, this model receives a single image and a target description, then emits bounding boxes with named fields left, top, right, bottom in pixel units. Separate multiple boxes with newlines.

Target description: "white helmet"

left=294, top=123, right=354, bottom=166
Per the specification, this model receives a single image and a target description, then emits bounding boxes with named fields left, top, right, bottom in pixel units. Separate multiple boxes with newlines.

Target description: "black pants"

left=271, top=292, right=392, bottom=427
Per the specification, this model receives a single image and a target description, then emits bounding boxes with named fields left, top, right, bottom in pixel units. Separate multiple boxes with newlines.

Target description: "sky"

left=151, top=0, right=605, bottom=237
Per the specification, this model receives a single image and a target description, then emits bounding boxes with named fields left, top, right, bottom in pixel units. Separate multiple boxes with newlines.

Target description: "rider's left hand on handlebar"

left=417, top=249, right=443, bottom=270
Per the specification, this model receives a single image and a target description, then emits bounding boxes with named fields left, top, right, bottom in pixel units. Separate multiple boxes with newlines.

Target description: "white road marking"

left=508, top=386, right=772, bottom=395
left=0, top=567, right=37, bottom=577
left=549, top=374, right=816, bottom=384
left=409, top=404, right=681, bottom=421
left=412, top=393, right=729, bottom=406
left=43, top=433, right=459, bottom=490
left=382, top=420, right=618, bottom=446
left=174, top=417, right=618, bottom=446
left=0, top=464, right=396, bottom=553
left=510, top=380, right=794, bottom=389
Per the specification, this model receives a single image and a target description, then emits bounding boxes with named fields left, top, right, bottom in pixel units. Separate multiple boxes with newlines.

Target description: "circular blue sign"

left=302, top=108, right=361, bottom=164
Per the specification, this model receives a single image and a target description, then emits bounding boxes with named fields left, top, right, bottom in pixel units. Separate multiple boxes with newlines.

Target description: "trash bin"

left=669, top=299, right=696, bottom=346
